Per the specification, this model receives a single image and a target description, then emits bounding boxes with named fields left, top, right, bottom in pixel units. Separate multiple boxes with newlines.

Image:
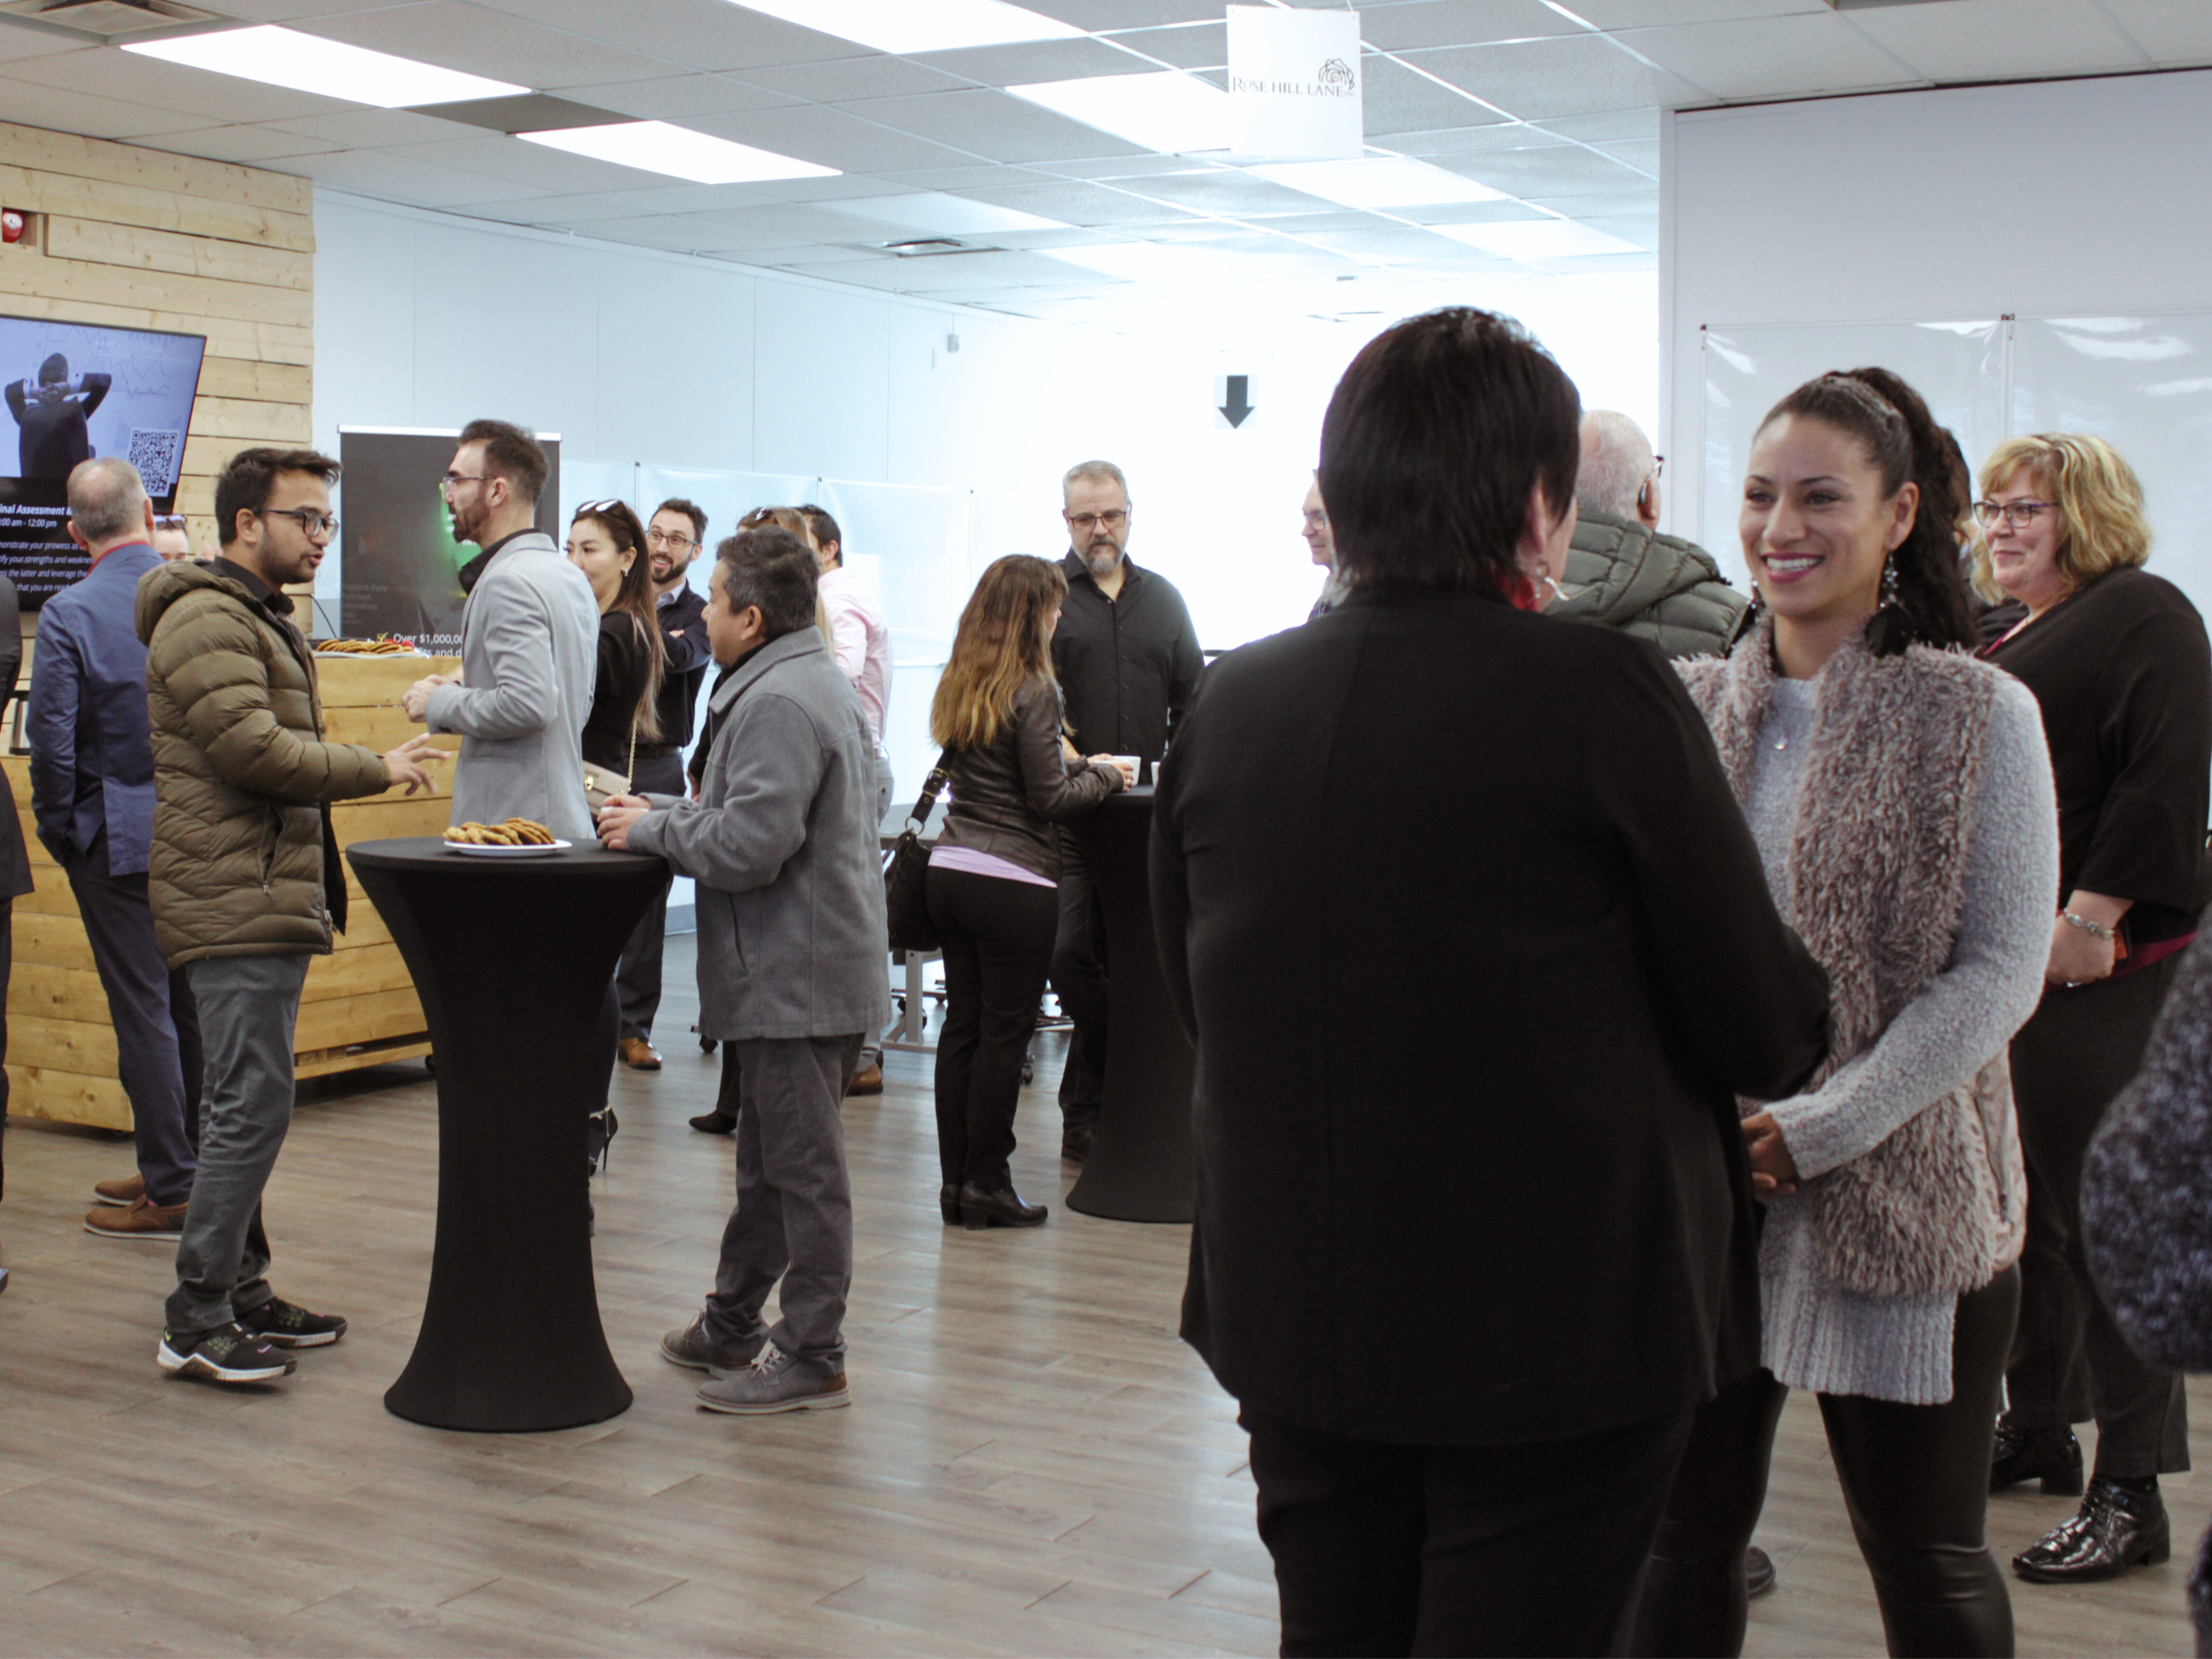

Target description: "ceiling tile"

left=466, top=0, right=871, bottom=72
left=1397, top=34, right=1713, bottom=120
left=7, top=42, right=359, bottom=122
left=0, top=21, right=89, bottom=63
left=1392, top=198, right=1559, bottom=226
left=1595, top=139, right=1658, bottom=175
left=1020, top=1, right=1224, bottom=26
left=839, top=88, right=1150, bottom=165
left=733, top=56, right=970, bottom=103
left=554, top=75, right=806, bottom=118
left=1024, top=151, right=1229, bottom=179
left=907, top=36, right=1158, bottom=86
left=685, top=200, right=907, bottom=243
left=1615, top=13, right=1918, bottom=100
left=1360, top=53, right=1517, bottom=134
left=1523, top=189, right=1657, bottom=220
left=1841, top=0, right=2150, bottom=81
left=1563, top=0, right=1828, bottom=21
left=1432, top=144, right=1652, bottom=198
left=1532, top=109, right=1660, bottom=142
left=282, top=146, right=546, bottom=207
left=1571, top=209, right=1659, bottom=250
left=765, top=258, right=962, bottom=293
left=2102, top=0, right=2212, bottom=62
left=267, top=108, right=499, bottom=146
left=1291, top=223, right=1475, bottom=265
left=1111, top=169, right=1348, bottom=217
left=301, top=3, right=680, bottom=90
left=156, top=0, right=437, bottom=16
left=690, top=103, right=988, bottom=171
left=385, top=132, right=674, bottom=193
left=951, top=178, right=1199, bottom=226
left=1096, top=23, right=1224, bottom=70
left=0, top=78, right=268, bottom=141
left=1382, top=120, right=1573, bottom=156
left=134, top=124, right=348, bottom=163
left=868, top=164, right=1027, bottom=189
left=1355, top=1, right=1582, bottom=52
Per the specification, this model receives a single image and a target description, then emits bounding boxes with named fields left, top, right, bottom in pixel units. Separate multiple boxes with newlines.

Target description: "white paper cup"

left=1111, top=755, right=1141, bottom=786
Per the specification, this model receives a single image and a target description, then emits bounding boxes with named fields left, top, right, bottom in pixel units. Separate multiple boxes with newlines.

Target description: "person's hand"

left=1742, top=1112, right=1800, bottom=1199
left=403, top=673, right=451, bottom=722
left=381, top=732, right=451, bottom=796
left=2047, top=913, right=2117, bottom=988
left=597, top=802, right=649, bottom=850
left=1089, top=753, right=1133, bottom=788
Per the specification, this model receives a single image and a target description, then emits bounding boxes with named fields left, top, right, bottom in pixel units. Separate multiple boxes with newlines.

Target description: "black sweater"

left=1982, top=567, right=2212, bottom=950
left=1050, top=551, right=1203, bottom=764
left=1151, top=588, right=1830, bottom=1446
left=583, top=610, right=656, bottom=774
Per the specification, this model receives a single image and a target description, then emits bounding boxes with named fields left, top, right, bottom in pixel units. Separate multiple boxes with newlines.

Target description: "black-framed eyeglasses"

left=259, top=506, right=337, bottom=539
left=1066, top=509, right=1128, bottom=531
left=1973, top=500, right=2056, bottom=528
left=646, top=529, right=696, bottom=550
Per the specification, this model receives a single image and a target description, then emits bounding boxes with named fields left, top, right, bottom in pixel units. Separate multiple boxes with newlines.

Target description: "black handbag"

left=884, top=751, right=951, bottom=954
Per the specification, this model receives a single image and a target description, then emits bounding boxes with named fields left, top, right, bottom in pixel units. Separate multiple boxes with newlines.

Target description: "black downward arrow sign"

left=1219, top=374, right=1255, bottom=428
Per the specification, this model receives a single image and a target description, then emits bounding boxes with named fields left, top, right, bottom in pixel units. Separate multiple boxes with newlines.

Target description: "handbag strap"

left=904, top=749, right=953, bottom=834
left=625, top=719, right=638, bottom=783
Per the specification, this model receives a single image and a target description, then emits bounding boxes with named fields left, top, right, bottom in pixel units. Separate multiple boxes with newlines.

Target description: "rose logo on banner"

left=1227, top=5, right=1364, bottom=161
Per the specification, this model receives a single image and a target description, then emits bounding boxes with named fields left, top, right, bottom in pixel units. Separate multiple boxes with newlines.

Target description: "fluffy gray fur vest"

left=1680, top=618, right=2028, bottom=1297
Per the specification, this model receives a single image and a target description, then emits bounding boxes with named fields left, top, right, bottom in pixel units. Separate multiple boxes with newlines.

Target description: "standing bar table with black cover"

left=347, top=836, right=667, bottom=1432
left=1066, top=787, right=1197, bottom=1223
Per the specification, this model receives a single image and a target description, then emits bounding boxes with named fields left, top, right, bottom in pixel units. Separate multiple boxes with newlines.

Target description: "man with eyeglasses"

left=403, top=419, right=597, bottom=843
left=1050, top=459, right=1203, bottom=1162
left=137, top=445, right=446, bottom=1384
left=613, top=497, right=714, bottom=1071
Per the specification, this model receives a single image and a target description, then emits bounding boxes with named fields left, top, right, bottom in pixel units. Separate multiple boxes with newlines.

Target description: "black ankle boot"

left=959, top=1182, right=1048, bottom=1230
left=2012, top=1475, right=2171, bottom=1582
left=689, top=1108, right=735, bottom=1134
left=1991, top=1420, right=2084, bottom=1494
left=939, top=1184, right=960, bottom=1225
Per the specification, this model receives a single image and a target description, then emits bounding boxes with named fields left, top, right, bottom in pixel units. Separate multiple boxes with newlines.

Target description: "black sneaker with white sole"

left=158, top=1322, right=298, bottom=1383
left=237, top=1297, right=347, bottom=1349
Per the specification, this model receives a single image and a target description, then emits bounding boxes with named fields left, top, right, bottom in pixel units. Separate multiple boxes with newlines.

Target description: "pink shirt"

left=818, top=564, right=892, bottom=743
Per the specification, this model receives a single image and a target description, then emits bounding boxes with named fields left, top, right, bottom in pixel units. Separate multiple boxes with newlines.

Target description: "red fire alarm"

left=0, top=211, right=24, bottom=245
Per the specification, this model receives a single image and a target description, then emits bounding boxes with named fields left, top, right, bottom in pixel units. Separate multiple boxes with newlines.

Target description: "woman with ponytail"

left=1635, top=370, right=2058, bottom=1657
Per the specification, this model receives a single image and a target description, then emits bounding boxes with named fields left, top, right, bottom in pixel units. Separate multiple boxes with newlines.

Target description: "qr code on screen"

left=127, top=428, right=184, bottom=497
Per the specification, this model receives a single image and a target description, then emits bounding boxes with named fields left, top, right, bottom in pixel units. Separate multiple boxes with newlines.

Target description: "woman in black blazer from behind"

left=1150, top=309, right=1831, bottom=1658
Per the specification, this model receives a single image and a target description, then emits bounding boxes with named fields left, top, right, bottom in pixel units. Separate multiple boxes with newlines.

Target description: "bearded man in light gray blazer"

left=404, top=420, right=596, bottom=843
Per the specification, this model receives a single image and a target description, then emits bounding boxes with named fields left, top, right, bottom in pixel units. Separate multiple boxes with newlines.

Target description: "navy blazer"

left=27, top=541, right=162, bottom=874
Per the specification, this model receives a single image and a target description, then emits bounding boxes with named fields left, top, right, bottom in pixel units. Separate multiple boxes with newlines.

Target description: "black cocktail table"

left=1066, top=788, right=1197, bottom=1224
left=347, top=836, right=666, bottom=1432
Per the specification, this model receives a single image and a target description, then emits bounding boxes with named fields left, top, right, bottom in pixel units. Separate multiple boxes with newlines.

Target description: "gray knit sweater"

left=2083, top=926, right=2212, bottom=1649
left=1748, top=673, right=2056, bottom=1402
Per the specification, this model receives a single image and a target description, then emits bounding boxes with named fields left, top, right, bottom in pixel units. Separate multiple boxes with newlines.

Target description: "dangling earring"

left=1866, top=554, right=1911, bottom=658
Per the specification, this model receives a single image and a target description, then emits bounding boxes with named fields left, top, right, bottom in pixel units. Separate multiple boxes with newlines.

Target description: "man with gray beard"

left=1048, top=460, right=1203, bottom=1161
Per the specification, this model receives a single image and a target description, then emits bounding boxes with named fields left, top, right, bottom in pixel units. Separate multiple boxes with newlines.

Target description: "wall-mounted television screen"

left=0, top=312, right=207, bottom=607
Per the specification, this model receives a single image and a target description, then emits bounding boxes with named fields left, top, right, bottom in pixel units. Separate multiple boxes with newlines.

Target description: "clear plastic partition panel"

left=813, top=477, right=973, bottom=802
left=1700, top=321, right=2005, bottom=585
left=2010, top=315, right=2212, bottom=626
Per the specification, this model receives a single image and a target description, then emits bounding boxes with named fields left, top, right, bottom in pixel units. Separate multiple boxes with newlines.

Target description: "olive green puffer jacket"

left=1554, top=509, right=1749, bottom=661
left=137, top=559, right=391, bottom=968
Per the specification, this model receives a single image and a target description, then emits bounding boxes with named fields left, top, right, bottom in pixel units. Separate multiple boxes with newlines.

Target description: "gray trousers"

left=616, top=753, right=690, bottom=1042
left=165, top=954, right=309, bottom=1334
left=704, top=1033, right=863, bottom=1371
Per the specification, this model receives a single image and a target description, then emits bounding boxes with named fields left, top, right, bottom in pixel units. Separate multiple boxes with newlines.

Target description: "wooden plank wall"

left=0, top=118, right=314, bottom=553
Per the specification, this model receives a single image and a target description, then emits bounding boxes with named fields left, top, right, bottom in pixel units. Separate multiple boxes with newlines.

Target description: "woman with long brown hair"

left=927, top=555, right=1126, bottom=1230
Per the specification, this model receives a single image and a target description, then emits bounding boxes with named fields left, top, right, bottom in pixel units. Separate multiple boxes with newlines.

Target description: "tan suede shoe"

left=84, top=1195, right=188, bottom=1240
left=91, top=1172, right=146, bottom=1206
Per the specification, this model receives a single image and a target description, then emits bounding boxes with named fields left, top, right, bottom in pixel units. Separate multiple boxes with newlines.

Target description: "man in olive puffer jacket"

left=137, top=446, right=444, bottom=1387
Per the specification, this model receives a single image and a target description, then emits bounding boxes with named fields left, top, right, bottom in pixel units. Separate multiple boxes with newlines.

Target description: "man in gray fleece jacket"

left=598, top=528, right=890, bottom=1415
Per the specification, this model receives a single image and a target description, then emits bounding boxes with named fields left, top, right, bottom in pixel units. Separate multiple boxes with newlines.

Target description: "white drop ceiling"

left=2, top=0, right=2208, bottom=322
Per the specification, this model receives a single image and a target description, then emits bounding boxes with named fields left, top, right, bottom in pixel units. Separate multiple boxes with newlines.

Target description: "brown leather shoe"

left=619, top=1036, right=662, bottom=1071
left=85, top=1195, right=188, bottom=1240
left=92, top=1172, right=146, bottom=1207
left=845, top=1062, right=883, bottom=1096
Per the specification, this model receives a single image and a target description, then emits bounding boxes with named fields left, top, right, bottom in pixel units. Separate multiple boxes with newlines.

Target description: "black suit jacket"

left=1151, top=587, right=1828, bottom=1447
left=0, top=574, right=31, bottom=899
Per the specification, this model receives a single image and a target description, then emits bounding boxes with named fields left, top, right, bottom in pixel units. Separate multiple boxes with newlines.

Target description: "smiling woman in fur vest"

left=1633, top=371, right=2059, bottom=1659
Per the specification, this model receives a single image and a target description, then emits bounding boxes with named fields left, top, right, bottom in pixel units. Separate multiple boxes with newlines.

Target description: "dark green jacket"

left=1554, top=510, right=1747, bottom=661
left=137, top=558, right=390, bottom=968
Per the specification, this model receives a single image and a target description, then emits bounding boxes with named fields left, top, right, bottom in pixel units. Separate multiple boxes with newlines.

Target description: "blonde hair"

left=932, top=556, right=1067, bottom=750
left=1970, top=433, right=2151, bottom=602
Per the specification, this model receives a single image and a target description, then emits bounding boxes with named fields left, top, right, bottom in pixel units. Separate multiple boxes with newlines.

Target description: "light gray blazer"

left=628, top=626, right=890, bottom=1043
left=427, top=532, right=597, bottom=843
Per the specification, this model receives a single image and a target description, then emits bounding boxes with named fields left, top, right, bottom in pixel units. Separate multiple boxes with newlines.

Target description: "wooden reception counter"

left=4, top=652, right=460, bottom=1130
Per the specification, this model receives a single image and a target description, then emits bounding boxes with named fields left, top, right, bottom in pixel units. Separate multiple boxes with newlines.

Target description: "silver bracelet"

left=2061, top=909, right=2115, bottom=941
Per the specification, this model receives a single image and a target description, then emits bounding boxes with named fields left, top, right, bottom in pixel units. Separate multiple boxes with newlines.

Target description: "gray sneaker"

left=659, top=1311, right=760, bottom=1376
left=696, top=1343, right=848, bottom=1415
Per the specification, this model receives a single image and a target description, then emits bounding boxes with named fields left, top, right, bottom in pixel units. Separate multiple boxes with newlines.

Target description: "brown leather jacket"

left=936, top=678, right=1121, bottom=880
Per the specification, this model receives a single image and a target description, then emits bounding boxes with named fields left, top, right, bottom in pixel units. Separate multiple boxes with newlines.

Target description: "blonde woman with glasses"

left=1974, top=434, right=2212, bottom=1584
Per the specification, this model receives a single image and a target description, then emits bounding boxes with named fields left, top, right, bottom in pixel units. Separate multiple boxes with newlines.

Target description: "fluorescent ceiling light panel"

left=1248, top=156, right=1508, bottom=211
left=123, top=25, right=523, bottom=108
left=1432, top=219, right=1642, bottom=260
left=1007, top=72, right=1229, bottom=156
left=518, top=121, right=838, bottom=184
left=829, top=193, right=1064, bottom=235
left=728, top=0, right=1082, bottom=53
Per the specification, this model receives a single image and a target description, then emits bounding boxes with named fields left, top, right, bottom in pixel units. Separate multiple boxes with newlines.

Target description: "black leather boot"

left=688, top=1108, right=735, bottom=1134
left=939, top=1184, right=960, bottom=1225
left=959, top=1182, right=1048, bottom=1230
left=2012, top=1476, right=2171, bottom=1582
left=1991, top=1420, right=2084, bottom=1495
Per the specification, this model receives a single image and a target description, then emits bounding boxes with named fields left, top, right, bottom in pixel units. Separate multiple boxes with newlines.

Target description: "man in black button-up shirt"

left=1048, top=460, right=1203, bottom=1159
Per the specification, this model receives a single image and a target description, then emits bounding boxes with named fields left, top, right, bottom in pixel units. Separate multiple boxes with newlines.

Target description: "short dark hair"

left=713, top=527, right=819, bottom=640
left=215, top=447, right=340, bottom=548
left=39, top=352, right=67, bottom=386
left=799, top=504, right=841, bottom=562
left=1318, top=308, right=1580, bottom=597
left=653, top=496, right=708, bottom=543
left=457, top=418, right=547, bottom=504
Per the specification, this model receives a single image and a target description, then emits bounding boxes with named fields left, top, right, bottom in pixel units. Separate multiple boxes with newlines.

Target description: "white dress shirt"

left=817, top=563, right=892, bottom=743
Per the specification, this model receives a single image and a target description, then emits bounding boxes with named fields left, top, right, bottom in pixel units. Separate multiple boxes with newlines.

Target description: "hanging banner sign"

left=1226, top=4, right=1363, bottom=161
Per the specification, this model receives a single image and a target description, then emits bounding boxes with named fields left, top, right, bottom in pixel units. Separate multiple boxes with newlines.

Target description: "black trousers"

left=2006, top=962, right=2191, bottom=1478
left=614, top=753, right=687, bottom=1042
left=1636, top=1266, right=2021, bottom=1659
left=927, top=865, right=1057, bottom=1190
left=1048, top=827, right=1108, bottom=1128
left=1243, top=1403, right=1694, bottom=1658
left=1, top=896, right=12, bottom=1201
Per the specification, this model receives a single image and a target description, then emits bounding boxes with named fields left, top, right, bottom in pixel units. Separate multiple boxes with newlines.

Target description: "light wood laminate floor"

left=0, top=936, right=2203, bottom=1657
